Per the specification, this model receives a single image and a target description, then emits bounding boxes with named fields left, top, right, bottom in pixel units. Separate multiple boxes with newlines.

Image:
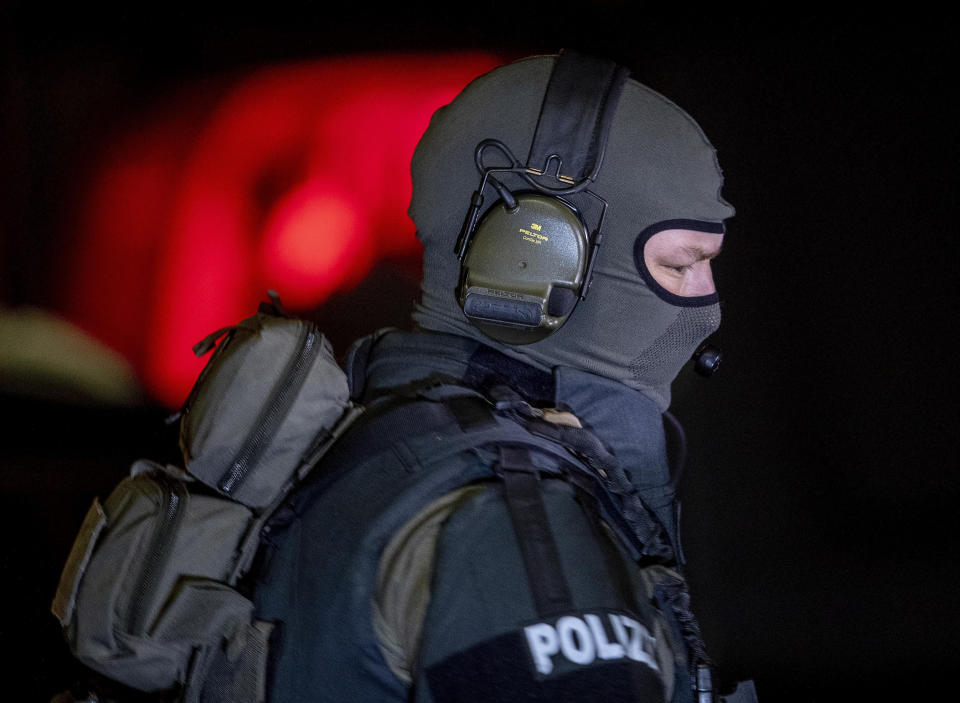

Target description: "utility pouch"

left=52, top=460, right=258, bottom=694
left=179, top=309, right=352, bottom=511
left=52, top=300, right=361, bottom=699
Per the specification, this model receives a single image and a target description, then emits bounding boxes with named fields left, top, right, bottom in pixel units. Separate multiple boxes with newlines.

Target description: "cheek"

left=564, top=269, right=680, bottom=341
left=650, top=266, right=684, bottom=296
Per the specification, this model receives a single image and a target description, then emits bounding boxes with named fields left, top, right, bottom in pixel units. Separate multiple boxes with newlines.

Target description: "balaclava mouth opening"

left=410, top=55, right=735, bottom=411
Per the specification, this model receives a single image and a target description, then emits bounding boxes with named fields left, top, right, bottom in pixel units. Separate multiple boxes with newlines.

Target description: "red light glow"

left=258, top=181, right=373, bottom=308
left=57, top=53, right=504, bottom=406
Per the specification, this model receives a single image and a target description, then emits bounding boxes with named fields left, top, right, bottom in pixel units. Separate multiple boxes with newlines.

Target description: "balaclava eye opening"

left=409, top=55, right=735, bottom=410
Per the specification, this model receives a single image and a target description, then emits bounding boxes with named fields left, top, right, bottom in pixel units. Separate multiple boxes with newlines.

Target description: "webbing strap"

left=498, top=446, right=573, bottom=617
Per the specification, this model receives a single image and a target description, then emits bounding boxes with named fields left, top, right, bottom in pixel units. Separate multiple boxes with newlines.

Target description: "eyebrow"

left=681, top=244, right=723, bottom=261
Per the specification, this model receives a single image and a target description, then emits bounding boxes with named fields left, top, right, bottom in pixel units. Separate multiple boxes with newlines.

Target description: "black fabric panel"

left=464, top=343, right=555, bottom=406
left=425, top=629, right=664, bottom=703
left=526, top=51, right=630, bottom=181
left=447, top=395, right=497, bottom=432
left=572, top=487, right=644, bottom=616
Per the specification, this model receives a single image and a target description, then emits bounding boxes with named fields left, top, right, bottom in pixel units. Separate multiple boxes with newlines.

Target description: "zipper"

left=125, top=474, right=187, bottom=635
left=218, top=323, right=321, bottom=496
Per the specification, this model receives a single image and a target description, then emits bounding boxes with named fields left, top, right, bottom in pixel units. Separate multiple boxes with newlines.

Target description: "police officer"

left=253, top=51, right=736, bottom=702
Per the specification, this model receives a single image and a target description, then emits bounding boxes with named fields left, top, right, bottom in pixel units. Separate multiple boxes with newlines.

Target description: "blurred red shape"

left=59, top=52, right=504, bottom=407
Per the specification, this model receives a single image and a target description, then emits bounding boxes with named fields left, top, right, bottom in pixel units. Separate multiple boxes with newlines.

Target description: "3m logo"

left=523, top=612, right=659, bottom=676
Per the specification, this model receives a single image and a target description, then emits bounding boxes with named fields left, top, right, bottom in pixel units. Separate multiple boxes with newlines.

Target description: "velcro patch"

left=424, top=613, right=664, bottom=703
left=524, top=611, right=660, bottom=678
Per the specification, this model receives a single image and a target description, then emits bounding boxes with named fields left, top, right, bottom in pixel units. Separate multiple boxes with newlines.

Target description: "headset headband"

left=527, top=51, right=630, bottom=183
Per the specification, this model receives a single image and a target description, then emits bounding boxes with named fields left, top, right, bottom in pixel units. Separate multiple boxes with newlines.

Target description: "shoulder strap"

left=497, top=445, right=573, bottom=618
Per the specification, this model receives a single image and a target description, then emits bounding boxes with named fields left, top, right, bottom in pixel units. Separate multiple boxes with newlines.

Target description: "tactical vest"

left=251, top=376, right=700, bottom=703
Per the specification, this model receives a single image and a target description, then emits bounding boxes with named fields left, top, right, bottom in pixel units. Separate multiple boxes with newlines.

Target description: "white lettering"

left=524, top=613, right=660, bottom=676
left=524, top=623, right=560, bottom=675
left=609, top=612, right=630, bottom=649
left=585, top=614, right=625, bottom=660
left=616, top=614, right=660, bottom=671
left=557, top=616, right=596, bottom=665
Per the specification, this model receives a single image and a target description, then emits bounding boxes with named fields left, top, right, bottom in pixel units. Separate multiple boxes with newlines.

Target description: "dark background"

left=3, top=3, right=956, bottom=700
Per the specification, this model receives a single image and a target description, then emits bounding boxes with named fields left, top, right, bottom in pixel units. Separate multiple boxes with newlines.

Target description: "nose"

left=683, top=263, right=716, bottom=297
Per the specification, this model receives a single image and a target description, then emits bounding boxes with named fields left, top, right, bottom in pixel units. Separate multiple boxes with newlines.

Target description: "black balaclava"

left=410, top=55, right=735, bottom=410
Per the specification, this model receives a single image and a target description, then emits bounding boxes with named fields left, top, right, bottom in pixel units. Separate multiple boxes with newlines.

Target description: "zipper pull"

left=258, top=289, right=290, bottom=317
left=174, top=323, right=236, bottom=422
left=192, top=325, right=234, bottom=357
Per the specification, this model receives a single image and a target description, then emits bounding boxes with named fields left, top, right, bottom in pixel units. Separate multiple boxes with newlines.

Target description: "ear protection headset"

left=454, top=51, right=630, bottom=345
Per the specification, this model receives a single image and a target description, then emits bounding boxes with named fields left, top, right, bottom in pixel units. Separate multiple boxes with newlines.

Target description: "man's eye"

left=664, top=264, right=691, bottom=274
